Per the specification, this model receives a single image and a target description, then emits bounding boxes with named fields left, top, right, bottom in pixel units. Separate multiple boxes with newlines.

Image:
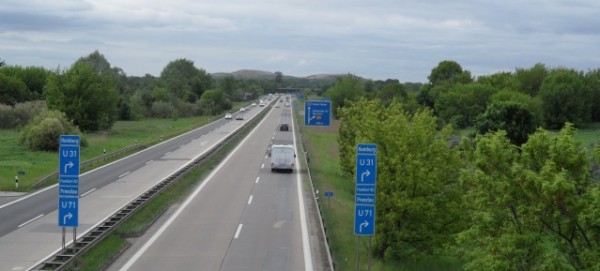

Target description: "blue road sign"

left=58, top=135, right=80, bottom=228
left=355, top=144, right=377, bottom=185
left=354, top=205, right=375, bottom=235
left=58, top=197, right=79, bottom=227
left=324, top=191, right=334, bottom=197
left=304, top=100, right=331, bottom=126
left=354, top=143, right=377, bottom=236
left=59, top=145, right=80, bottom=176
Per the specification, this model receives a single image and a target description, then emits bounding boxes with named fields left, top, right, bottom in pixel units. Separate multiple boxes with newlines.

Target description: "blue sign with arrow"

left=304, top=100, right=331, bottom=126
left=58, top=135, right=80, bottom=228
left=354, top=143, right=377, bottom=236
left=354, top=205, right=375, bottom=235
left=58, top=197, right=78, bottom=227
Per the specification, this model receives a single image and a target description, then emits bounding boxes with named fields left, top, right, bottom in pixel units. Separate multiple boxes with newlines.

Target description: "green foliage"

left=477, top=71, right=520, bottom=91
left=377, top=82, right=407, bottom=106
left=0, top=101, right=46, bottom=129
left=0, top=66, right=49, bottom=100
left=434, top=83, right=495, bottom=128
left=584, top=69, right=600, bottom=121
left=515, top=63, right=548, bottom=96
left=338, top=99, right=465, bottom=260
left=458, top=124, right=600, bottom=270
left=0, top=73, right=28, bottom=104
left=19, top=109, right=82, bottom=151
left=324, top=75, right=365, bottom=118
left=198, top=89, right=231, bottom=115
left=490, top=89, right=543, bottom=126
left=475, top=101, right=537, bottom=145
left=160, top=58, right=213, bottom=101
left=539, top=69, right=591, bottom=129
left=428, top=60, right=473, bottom=86
left=45, top=62, right=118, bottom=131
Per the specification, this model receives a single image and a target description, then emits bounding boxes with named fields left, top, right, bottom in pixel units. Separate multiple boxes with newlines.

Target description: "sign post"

left=354, top=143, right=377, bottom=270
left=58, top=135, right=80, bottom=251
left=304, top=100, right=331, bottom=126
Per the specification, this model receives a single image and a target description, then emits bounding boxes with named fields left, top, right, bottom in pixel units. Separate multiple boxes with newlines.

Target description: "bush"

left=20, top=110, right=82, bottom=151
left=150, top=101, right=175, bottom=118
left=0, top=101, right=45, bottom=129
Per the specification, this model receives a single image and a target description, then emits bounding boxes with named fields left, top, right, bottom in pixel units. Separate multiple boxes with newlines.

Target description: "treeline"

left=326, top=61, right=600, bottom=270
left=324, top=61, right=600, bottom=146
left=0, top=51, right=286, bottom=150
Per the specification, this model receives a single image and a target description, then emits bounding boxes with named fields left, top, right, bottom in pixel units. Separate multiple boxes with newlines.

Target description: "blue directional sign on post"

left=304, top=100, right=331, bottom=126
left=354, top=143, right=377, bottom=236
left=58, top=135, right=80, bottom=228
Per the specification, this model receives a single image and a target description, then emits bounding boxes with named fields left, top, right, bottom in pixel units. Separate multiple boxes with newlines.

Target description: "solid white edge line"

left=80, top=188, right=96, bottom=198
left=118, top=104, right=273, bottom=271
left=234, top=224, right=243, bottom=239
left=247, top=195, right=253, bottom=205
left=292, top=104, right=314, bottom=270
left=18, top=214, right=44, bottom=228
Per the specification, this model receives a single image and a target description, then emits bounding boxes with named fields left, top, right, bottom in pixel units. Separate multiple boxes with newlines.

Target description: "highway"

left=0, top=95, right=330, bottom=270
left=108, top=99, right=315, bottom=270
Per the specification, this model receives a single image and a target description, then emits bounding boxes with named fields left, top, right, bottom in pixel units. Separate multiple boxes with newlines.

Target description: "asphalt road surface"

left=109, top=100, right=318, bottom=270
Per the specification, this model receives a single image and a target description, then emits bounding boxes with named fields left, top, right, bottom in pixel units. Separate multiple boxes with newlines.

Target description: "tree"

left=428, top=60, right=473, bottom=86
left=458, top=125, right=600, bottom=270
left=434, top=83, right=495, bottom=128
left=45, top=62, right=118, bottom=131
left=585, top=69, right=600, bottom=121
left=515, top=63, right=548, bottom=97
left=489, top=89, right=543, bottom=126
left=160, top=59, right=213, bottom=102
left=538, top=68, right=591, bottom=129
left=324, top=75, right=365, bottom=118
left=475, top=101, right=537, bottom=145
left=0, top=73, right=27, bottom=105
left=338, top=99, right=465, bottom=260
left=198, top=89, right=231, bottom=115
left=377, top=81, right=407, bottom=106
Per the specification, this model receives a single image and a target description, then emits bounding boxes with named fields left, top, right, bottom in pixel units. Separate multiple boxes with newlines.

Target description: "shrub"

left=20, top=110, right=82, bottom=151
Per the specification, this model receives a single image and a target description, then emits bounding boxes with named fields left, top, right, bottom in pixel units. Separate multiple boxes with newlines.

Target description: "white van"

left=270, top=144, right=295, bottom=172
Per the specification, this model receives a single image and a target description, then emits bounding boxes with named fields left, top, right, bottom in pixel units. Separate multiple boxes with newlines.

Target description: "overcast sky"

left=1, top=0, right=599, bottom=82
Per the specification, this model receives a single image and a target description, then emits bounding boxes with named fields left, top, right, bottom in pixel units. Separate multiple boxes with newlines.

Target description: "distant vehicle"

left=240, top=107, right=246, bottom=112
left=259, top=101, right=266, bottom=107
left=251, top=102, right=257, bottom=106
left=270, top=144, right=295, bottom=172
left=279, top=123, right=289, bottom=131
left=224, top=113, right=232, bottom=119
left=285, top=102, right=290, bottom=107
left=235, top=115, right=244, bottom=120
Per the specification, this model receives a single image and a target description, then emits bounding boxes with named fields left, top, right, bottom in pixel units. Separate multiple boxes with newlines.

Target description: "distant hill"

left=211, top=69, right=343, bottom=81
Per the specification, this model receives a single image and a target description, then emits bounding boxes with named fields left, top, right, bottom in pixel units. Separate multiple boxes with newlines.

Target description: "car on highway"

left=279, top=123, right=289, bottom=131
left=285, top=102, right=290, bottom=107
left=224, top=113, right=232, bottom=119
left=251, top=102, right=257, bottom=106
left=259, top=101, right=266, bottom=107
left=235, top=114, right=244, bottom=120
left=240, top=107, right=246, bottom=112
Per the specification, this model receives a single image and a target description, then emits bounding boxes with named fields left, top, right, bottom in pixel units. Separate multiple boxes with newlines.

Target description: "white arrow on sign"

left=359, top=220, right=369, bottom=232
left=63, top=212, right=73, bottom=225
left=64, top=161, right=74, bottom=174
left=360, top=170, right=370, bottom=182
left=307, top=106, right=315, bottom=124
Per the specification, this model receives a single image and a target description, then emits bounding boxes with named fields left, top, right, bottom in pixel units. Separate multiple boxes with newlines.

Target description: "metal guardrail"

left=33, top=144, right=146, bottom=189
left=30, top=108, right=269, bottom=271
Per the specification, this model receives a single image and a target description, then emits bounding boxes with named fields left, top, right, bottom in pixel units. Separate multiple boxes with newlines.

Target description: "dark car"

left=279, top=123, right=289, bottom=131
